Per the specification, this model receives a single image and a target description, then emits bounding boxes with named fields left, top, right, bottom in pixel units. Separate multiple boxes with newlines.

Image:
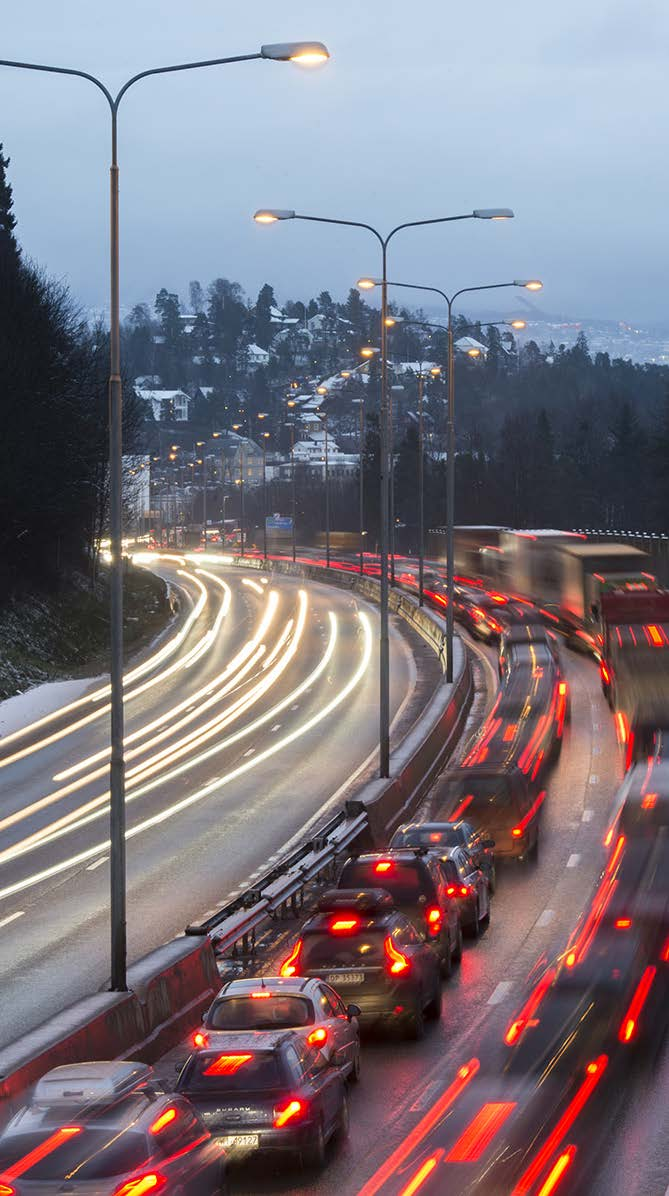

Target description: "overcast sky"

left=1, top=1, right=667, bottom=324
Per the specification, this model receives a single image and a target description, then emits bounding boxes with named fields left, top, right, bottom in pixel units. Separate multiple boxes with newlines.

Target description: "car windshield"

left=0, top=1130, right=149, bottom=1180
left=303, top=929, right=386, bottom=969
left=392, top=827, right=461, bottom=849
left=179, top=1051, right=282, bottom=1093
left=338, top=860, right=430, bottom=903
left=208, top=995, right=314, bottom=1030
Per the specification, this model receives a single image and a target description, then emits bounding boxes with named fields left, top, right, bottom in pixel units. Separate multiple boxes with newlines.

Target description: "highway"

left=0, top=557, right=423, bottom=1047
left=155, top=623, right=649, bottom=1195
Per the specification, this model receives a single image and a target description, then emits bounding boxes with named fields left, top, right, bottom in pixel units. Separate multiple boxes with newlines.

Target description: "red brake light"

left=149, top=1108, right=177, bottom=1135
left=641, top=792, right=657, bottom=810
left=307, top=1027, right=328, bottom=1046
left=600, top=661, right=611, bottom=685
left=202, top=1053, right=253, bottom=1076
left=250, top=990, right=272, bottom=998
left=192, top=1030, right=208, bottom=1048
left=459, top=885, right=471, bottom=898
left=426, top=906, right=442, bottom=935
left=274, top=1098, right=306, bottom=1128
left=0, top=1186, right=15, bottom=1196
left=558, top=681, right=567, bottom=696
left=535, top=1146, right=577, bottom=1196
left=614, top=918, right=632, bottom=929
left=446, top=885, right=457, bottom=896
left=385, top=935, right=410, bottom=974
left=512, top=827, right=523, bottom=838
left=618, top=965, right=657, bottom=1043
left=331, top=917, right=360, bottom=933
left=374, top=861, right=393, bottom=874
left=113, top=1176, right=167, bottom=1196
left=429, top=832, right=442, bottom=842
left=280, top=939, right=303, bottom=977
left=445, top=1101, right=517, bottom=1162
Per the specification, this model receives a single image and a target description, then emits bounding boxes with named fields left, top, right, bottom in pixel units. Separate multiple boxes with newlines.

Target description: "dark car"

left=441, top=767, right=543, bottom=862
left=390, top=820, right=496, bottom=892
left=196, top=976, right=361, bottom=1082
left=336, top=851, right=463, bottom=974
left=279, top=888, right=443, bottom=1039
left=0, top=1061, right=225, bottom=1196
left=437, top=847, right=491, bottom=937
left=454, top=587, right=505, bottom=643
left=175, top=1028, right=347, bottom=1170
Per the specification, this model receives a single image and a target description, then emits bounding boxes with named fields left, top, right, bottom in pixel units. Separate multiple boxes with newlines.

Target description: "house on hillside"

left=137, top=388, right=191, bottom=422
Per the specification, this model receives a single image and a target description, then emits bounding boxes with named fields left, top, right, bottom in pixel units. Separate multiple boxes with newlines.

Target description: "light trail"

left=0, top=570, right=212, bottom=768
left=0, top=609, right=373, bottom=904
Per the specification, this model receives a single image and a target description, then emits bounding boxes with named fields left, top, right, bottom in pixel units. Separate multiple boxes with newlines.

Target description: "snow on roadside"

left=0, top=674, right=108, bottom=738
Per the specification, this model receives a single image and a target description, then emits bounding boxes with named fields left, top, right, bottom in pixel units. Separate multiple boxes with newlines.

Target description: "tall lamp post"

left=232, top=423, right=246, bottom=558
left=315, top=404, right=331, bottom=568
left=253, top=206, right=513, bottom=776
left=261, top=430, right=270, bottom=559
left=358, top=277, right=542, bottom=682
left=287, top=398, right=298, bottom=562
left=416, top=366, right=442, bottom=606
left=0, top=38, right=329, bottom=993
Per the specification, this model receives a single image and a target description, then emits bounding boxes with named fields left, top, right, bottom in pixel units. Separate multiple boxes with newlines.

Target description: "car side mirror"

left=201, top=1007, right=209, bottom=1021
left=347, top=1003, right=361, bottom=1021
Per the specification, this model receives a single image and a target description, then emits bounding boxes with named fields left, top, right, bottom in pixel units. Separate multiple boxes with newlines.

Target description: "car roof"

left=215, top=977, right=315, bottom=997
left=396, top=820, right=469, bottom=834
left=302, top=908, right=398, bottom=934
left=6, top=1093, right=161, bottom=1139
left=343, top=850, right=429, bottom=865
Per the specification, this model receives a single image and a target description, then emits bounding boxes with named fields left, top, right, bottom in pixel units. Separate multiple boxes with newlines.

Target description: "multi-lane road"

left=0, top=557, right=422, bottom=1046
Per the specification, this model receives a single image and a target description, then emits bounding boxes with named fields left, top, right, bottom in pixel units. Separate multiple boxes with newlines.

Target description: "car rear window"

left=0, top=1130, right=149, bottom=1180
left=180, top=1051, right=282, bottom=1093
left=338, top=860, right=431, bottom=902
left=303, top=929, right=386, bottom=970
left=208, top=995, right=314, bottom=1030
left=391, top=827, right=461, bottom=849
left=446, top=776, right=522, bottom=823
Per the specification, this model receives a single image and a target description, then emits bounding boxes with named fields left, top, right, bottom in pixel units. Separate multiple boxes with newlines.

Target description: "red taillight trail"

left=535, top=1146, right=577, bottom=1196
left=618, top=965, right=657, bottom=1043
left=280, top=939, right=302, bottom=977
left=445, top=1101, right=516, bottom=1162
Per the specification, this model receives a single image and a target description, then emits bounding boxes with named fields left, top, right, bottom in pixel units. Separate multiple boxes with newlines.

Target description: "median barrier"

left=1, top=553, right=473, bottom=1119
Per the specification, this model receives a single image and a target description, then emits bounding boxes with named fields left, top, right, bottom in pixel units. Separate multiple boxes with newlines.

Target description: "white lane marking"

left=271, top=724, right=282, bottom=732
left=593, top=723, right=601, bottom=731
left=488, top=981, right=513, bottom=1005
left=567, top=853, right=581, bottom=868
left=243, top=748, right=255, bottom=758
left=582, top=809, right=594, bottom=823
left=592, top=745, right=601, bottom=756
left=410, top=1079, right=442, bottom=1112
left=291, top=704, right=299, bottom=711
left=0, top=910, right=25, bottom=930
left=536, top=909, right=555, bottom=928
left=589, top=775, right=599, bottom=784
left=86, top=856, right=108, bottom=871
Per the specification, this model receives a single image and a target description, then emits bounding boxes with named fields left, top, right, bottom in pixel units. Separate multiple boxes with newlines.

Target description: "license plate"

left=326, top=971, right=364, bottom=985
left=222, top=1134, right=259, bottom=1149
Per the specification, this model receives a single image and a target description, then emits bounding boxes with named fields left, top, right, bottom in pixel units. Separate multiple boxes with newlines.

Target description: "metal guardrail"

left=184, top=808, right=369, bottom=957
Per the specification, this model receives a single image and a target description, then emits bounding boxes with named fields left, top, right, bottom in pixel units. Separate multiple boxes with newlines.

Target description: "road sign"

left=266, top=515, right=293, bottom=532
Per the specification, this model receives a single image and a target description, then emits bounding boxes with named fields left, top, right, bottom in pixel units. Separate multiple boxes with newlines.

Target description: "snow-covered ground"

left=0, top=674, right=108, bottom=738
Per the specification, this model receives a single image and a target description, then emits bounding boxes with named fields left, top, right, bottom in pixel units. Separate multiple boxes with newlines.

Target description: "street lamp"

left=0, top=37, right=329, bottom=993
left=417, top=366, right=441, bottom=607
left=255, top=207, right=513, bottom=775
left=232, top=423, right=245, bottom=558
left=287, top=399, right=298, bottom=561
left=359, top=277, right=543, bottom=681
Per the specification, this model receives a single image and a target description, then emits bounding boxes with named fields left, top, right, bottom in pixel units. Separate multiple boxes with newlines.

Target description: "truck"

left=600, top=589, right=669, bottom=764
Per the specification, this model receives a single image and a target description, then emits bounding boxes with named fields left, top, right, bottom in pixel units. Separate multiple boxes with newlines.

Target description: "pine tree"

left=254, top=283, right=275, bottom=349
left=0, top=143, right=19, bottom=271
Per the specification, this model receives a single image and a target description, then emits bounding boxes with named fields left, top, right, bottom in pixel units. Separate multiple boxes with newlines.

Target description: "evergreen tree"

left=254, top=283, right=275, bottom=350
left=189, top=279, right=205, bottom=313
left=0, top=143, right=19, bottom=269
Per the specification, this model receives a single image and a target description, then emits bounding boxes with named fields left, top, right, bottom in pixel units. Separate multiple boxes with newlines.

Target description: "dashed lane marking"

left=582, top=809, right=594, bottom=822
left=0, top=910, right=25, bottom=930
left=86, top=856, right=108, bottom=871
left=488, top=981, right=513, bottom=1005
left=243, top=748, right=255, bottom=758
left=537, top=909, right=555, bottom=928
left=567, top=853, right=581, bottom=868
left=589, top=775, right=599, bottom=784
left=271, top=724, right=282, bottom=732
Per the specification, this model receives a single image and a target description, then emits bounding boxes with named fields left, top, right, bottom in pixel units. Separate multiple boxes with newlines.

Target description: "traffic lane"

left=0, top=569, right=271, bottom=858
left=218, top=648, right=622, bottom=1195
left=0, top=563, right=240, bottom=823
left=589, top=1038, right=669, bottom=1196
left=0, top=581, right=414, bottom=1046
left=0, top=577, right=378, bottom=894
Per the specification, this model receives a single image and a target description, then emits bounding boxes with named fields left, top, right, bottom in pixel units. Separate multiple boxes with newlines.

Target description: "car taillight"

left=192, top=1030, right=208, bottom=1048
left=426, top=906, right=442, bottom=935
left=374, top=860, right=393, bottom=874
left=385, top=935, right=410, bottom=974
left=331, top=917, right=360, bottom=933
left=307, top=1027, right=328, bottom=1047
left=113, top=1174, right=167, bottom=1196
left=273, top=1098, right=306, bottom=1128
left=0, top=1185, right=15, bottom=1196
left=280, top=939, right=303, bottom=977
left=512, top=827, right=523, bottom=838
left=149, top=1108, right=178, bottom=1135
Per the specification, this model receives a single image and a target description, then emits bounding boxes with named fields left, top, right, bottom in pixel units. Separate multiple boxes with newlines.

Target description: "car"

left=390, top=820, right=497, bottom=892
left=279, top=888, right=443, bottom=1039
left=175, top=1028, right=347, bottom=1170
left=195, top=975, right=361, bottom=1083
left=0, top=1061, right=225, bottom=1196
left=336, top=850, right=463, bottom=975
left=440, top=766, right=542, bottom=862
left=437, top=846, right=491, bottom=937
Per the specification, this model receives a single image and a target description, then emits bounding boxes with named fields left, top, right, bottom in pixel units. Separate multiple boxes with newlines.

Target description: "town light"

left=515, top=279, right=543, bottom=291
left=360, top=346, right=379, bottom=358
left=467, top=347, right=482, bottom=358
left=430, top=367, right=442, bottom=376
left=509, top=319, right=527, bottom=329
left=261, top=41, right=330, bottom=64
left=316, top=385, right=328, bottom=395
left=340, top=370, right=351, bottom=378
left=357, top=277, right=381, bottom=290
left=254, top=209, right=296, bottom=223
left=384, top=316, right=403, bottom=327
